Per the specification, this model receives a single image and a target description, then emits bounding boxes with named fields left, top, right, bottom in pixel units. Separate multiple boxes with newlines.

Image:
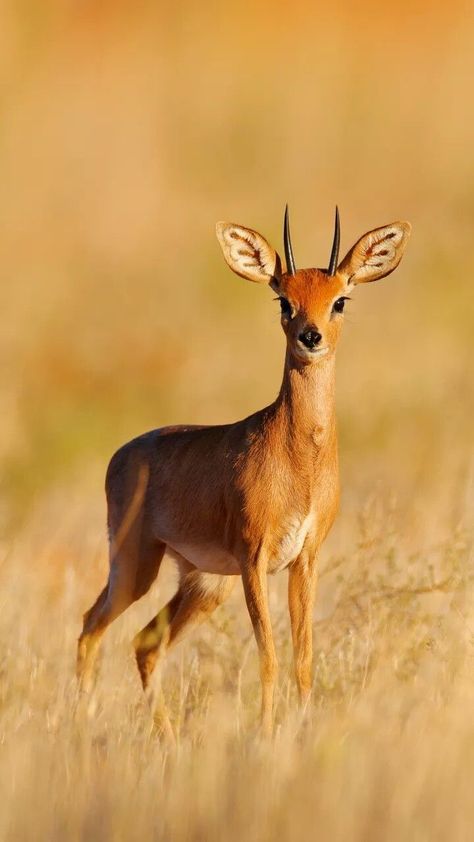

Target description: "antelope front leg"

left=241, top=562, right=277, bottom=738
left=288, top=553, right=318, bottom=709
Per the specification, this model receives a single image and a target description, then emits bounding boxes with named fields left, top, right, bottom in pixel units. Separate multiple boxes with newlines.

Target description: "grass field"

left=0, top=3, right=473, bottom=840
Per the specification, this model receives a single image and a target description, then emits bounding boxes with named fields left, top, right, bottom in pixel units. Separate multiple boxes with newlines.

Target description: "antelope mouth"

left=294, top=344, right=330, bottom=363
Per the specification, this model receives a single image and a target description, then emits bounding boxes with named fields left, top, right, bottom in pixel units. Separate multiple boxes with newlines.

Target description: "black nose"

left=298, top=328, right=322, bottom=350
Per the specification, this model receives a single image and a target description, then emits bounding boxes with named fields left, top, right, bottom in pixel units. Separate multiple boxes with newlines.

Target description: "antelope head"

left=216, top=208, right=411, bottom=365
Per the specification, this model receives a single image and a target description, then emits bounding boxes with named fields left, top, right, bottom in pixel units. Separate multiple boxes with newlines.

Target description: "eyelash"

left=332, top=296, right=350, bottom=314
left=275, top=296, right=350, bottom=318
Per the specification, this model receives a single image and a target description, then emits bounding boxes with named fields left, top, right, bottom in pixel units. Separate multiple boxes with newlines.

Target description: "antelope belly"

left=167, top=542, right=241, bottom=575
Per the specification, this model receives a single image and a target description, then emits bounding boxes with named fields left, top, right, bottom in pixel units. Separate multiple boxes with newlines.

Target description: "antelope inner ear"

left=338, top=222, right=411, bottom=285
left=216, top=222, right=282, bottom=285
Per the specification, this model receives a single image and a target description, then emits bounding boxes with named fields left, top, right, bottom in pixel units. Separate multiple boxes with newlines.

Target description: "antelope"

left=77, top=207, right=411, bottom=736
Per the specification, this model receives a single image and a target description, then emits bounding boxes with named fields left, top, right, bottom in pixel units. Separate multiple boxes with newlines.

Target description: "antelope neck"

left=275, top=349, right=337, bottom=447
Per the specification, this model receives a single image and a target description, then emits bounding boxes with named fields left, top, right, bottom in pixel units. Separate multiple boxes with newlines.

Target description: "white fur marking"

left=268, top=513, right=313, bottom=574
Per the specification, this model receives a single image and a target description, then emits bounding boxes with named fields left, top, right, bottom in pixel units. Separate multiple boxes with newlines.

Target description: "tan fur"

left=77, top=215, right=411, bottom=736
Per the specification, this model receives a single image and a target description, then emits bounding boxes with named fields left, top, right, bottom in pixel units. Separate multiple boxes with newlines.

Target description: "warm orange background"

left=0, top=3, right=473, bottom=839
left=1, top=3, right=472, bottom=534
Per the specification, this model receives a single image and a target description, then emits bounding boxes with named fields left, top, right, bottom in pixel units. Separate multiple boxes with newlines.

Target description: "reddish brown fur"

left=77, top=217, right=410, bottom=737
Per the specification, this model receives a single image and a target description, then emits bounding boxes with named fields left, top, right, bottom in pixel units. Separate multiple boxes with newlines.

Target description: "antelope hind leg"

left=77, top=539, right=166, bottom=693
left=134, top=569, right=235, bottom=728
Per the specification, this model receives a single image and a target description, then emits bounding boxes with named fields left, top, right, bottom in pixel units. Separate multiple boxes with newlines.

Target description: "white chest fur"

left=267, top=513, right=314, bottom=574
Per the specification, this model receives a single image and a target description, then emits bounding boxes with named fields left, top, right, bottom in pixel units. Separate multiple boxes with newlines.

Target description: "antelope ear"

left=216, top=222, right=282, bottom=286
left=337, top=222, right=411, bottom=285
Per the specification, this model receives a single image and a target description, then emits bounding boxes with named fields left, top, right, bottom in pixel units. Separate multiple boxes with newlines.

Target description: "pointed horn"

left=283, top=204, right=296, bottom=275
left=327, top=205, right=340, bottom=275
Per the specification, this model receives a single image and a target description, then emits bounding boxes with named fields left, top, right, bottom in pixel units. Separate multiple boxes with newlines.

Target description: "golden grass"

left=0, top=482, right=472, bottom=840
left=0, top=2, right=473, bottom=839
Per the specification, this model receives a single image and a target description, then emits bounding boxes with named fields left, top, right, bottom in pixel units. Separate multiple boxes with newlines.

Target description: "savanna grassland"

left=0, top=2, right=473, bottom=840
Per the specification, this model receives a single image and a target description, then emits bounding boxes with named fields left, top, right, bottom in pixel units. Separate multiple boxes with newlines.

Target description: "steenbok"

left=78, top=208, right=411, bottom=736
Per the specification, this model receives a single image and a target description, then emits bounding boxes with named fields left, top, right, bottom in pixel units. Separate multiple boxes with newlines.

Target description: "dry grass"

left=0, top=2, right=474, bottom=840
left=0, top=485, right=472, bottom=841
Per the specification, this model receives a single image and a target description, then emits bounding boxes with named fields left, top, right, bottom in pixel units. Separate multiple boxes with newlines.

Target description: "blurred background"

left=0, top=0, right=472, bottom=542
left=0, top=4, right=473, bottom=839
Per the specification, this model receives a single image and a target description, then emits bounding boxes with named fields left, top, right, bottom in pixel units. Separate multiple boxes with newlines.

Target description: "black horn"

left=327, top=205, right=340, bottom=275
left=283, top=204, right=296, bottom=275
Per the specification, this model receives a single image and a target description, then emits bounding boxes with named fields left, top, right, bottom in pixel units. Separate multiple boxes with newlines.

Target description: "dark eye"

left=333, top=296, right=349, bottom=314
left=279, top=297, right=293, bottom=318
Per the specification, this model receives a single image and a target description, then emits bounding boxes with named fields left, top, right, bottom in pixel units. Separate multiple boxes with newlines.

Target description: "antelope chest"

left=267, top=513, right=314, bottom=574
left=166, top=512, right=314, bottom=577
